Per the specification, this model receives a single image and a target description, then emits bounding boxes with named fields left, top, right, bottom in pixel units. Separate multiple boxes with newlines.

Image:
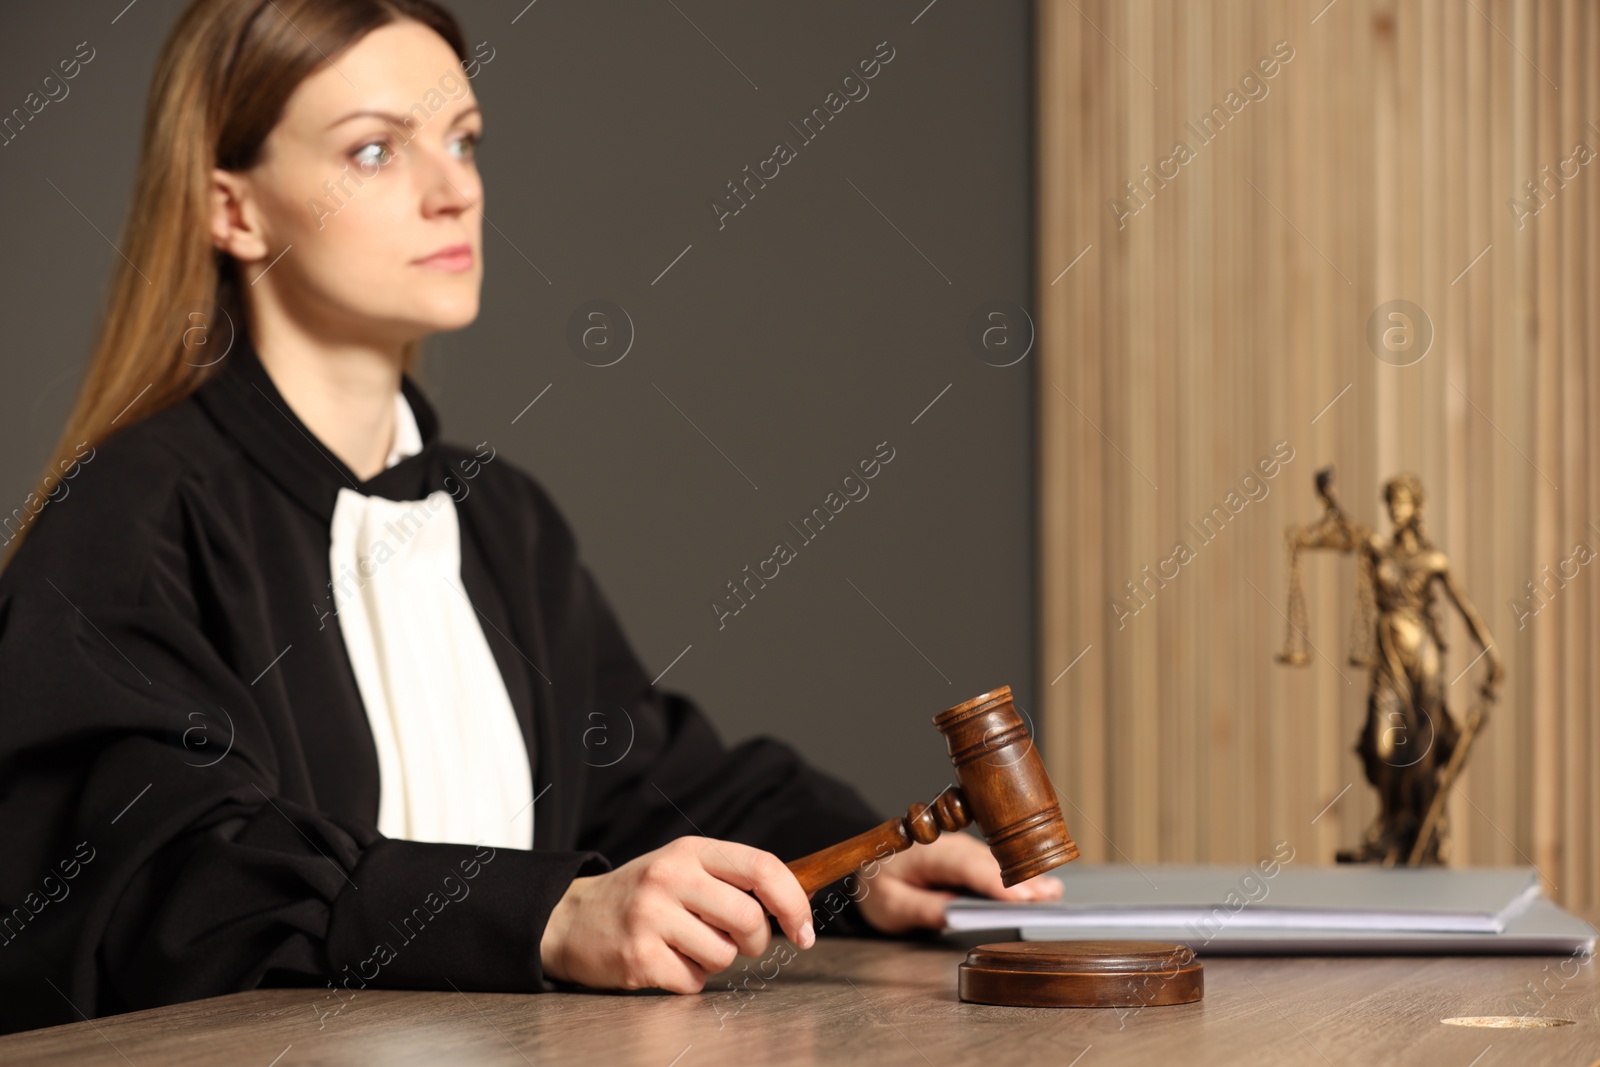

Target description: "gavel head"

left=933, top=685, right=1080, bottom=886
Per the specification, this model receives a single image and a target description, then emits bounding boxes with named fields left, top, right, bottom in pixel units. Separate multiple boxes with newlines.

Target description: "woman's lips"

left=414, top=244, right=474, bottom=272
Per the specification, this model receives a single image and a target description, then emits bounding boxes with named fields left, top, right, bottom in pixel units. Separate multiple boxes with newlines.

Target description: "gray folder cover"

left=1019, top=896, right=1596, bottom=956
left=939, top=863, right=1595, bottom=955
left=946, top=864, right=1545, bottom=934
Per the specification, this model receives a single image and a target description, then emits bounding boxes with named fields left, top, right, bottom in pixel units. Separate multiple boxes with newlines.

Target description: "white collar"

left=384, top=389, right=424, bottom=470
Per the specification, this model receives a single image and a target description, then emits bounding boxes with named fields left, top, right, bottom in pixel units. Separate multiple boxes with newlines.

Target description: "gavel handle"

left=784, top=786, right=972, bottom=898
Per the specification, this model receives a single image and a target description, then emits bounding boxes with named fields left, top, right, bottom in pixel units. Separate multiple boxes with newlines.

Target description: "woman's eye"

left=451, top=131, right=480, bottom=160
left=352, top=140, right=393, bottom=169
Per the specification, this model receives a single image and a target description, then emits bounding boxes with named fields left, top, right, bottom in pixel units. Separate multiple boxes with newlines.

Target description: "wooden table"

left=4, top=930, right=1598, bottom=1066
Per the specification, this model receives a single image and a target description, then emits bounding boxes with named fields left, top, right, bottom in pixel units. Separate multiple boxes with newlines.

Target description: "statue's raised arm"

left=1277, top=467, right=1373, bottom=665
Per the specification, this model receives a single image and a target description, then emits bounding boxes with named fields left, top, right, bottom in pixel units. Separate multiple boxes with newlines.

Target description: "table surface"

left=4, top=930, right=1598, bottom=1066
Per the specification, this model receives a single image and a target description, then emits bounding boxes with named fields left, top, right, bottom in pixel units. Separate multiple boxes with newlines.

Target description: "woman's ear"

left=209, top=168, right=268, bottom=262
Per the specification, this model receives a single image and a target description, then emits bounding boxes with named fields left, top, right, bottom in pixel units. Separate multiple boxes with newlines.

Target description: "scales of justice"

left=1274, top=467, right=1504, bottom=867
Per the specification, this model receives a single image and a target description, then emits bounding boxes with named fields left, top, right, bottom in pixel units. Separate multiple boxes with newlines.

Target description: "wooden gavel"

left=786, top=685, right=1080, bottom=896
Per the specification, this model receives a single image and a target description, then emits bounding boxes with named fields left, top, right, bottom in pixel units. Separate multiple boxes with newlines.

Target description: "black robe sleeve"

left=569, top=563, right=893, bottom=939
left=512, top=469, right=893, bottom=941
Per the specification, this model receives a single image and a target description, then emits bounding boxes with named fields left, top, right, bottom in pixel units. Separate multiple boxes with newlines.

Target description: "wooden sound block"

left=958, top=941, right=1203, bottom=1008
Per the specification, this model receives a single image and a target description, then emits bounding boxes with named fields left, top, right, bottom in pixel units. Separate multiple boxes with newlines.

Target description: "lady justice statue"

left=1276, top=468, right=1504, bottom=866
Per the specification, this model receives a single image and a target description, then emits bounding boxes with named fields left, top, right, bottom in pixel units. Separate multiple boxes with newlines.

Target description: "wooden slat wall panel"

left=1037, top=0, right=1599, bottom=907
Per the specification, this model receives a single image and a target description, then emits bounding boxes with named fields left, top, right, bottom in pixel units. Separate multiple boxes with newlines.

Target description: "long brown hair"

left=2, top=0, right=468, bottom=569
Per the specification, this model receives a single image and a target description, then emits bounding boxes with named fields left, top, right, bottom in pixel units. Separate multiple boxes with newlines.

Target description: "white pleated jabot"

left=327, top=390, right=535, bottom=850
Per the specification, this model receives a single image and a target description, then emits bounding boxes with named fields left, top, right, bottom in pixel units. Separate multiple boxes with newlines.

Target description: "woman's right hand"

left=539, top=836, right=817, bottom=994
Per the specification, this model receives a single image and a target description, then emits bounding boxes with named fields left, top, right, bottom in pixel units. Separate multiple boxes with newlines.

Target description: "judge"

left=0, top=0, right=1058, bottom=1035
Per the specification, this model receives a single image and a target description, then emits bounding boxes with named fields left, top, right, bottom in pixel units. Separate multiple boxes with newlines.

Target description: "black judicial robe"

left=0, top=342, right=887, bottom=1033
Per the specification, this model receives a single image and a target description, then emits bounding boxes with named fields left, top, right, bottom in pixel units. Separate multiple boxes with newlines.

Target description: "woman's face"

left=212, top=19, right=484, bottom=345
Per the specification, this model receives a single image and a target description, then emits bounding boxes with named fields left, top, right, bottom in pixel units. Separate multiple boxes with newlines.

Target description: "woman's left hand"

left=853, top=831, right=1063, bottom=935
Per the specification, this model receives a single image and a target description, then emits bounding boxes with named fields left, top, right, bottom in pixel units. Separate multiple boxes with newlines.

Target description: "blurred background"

left=1037, top=0, right=1599, bottom=909
left=2, top=1, right=1596, bottom=910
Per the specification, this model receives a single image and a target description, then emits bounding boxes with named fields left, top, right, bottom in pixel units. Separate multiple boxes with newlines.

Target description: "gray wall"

left=0, top=0, right=1035, bottom=821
